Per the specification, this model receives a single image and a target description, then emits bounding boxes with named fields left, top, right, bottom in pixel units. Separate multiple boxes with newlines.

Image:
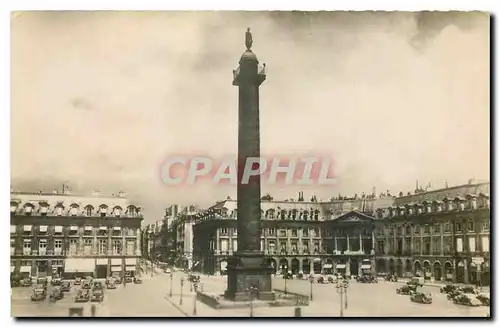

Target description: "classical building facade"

left=192, top=195, right=393, bottom=276
left=192, top=182, right=490, bottom=285
left=10, top=191, right=143, bottom=279
left=373, top=181, right=490, bottom=285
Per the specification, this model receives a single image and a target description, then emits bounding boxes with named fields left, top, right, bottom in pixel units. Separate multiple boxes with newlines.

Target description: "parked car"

left=476, top=293, right=490, bottom=306
left=327, top=275, right=335, bottom=283
left=407, top=277, right=425, bottom=287
left=91, top=289, right=104, bottom=302
left=82, top=281, right=92, bottom=290
left=75, top=289, right=90, bottom=302
left=74, top=277, right=82, bottom=285
left=447, top=290, right=464, bottom=300
left=385, top=274, right=398, bottom=282
left=188, top=274, right=201, bottom=283
left=124, top=276, right=133, bottom=283
left=453, top=293, right=482, bottom=307
left=49, top=287, right=64, bottom=302
left=410, top=292, right=433, bottom=304
left=460, top=285, right=479, bottom=295
left=51, top=278, right=62, bottom=286
left=396, top=285, right=417, bottom=295
left=357, top=275, right=378, bottom=283
left=93, top=281, right=104, bottom=290
left=440, top=284, right=459, bottom=294
left=133, top=276, right=142, bottom=284
left=61, top=281, right=71, bottom=292
left=106, top=281, right=117, bottom=289
left=31, top=287, right=47, bottom=302
left=20, top=278, right=32, bottom=287
left=114, top=276, right=122, bottom=284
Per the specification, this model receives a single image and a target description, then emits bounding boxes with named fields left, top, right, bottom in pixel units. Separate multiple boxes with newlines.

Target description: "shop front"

left=20, top=265, right=32, bottom=277
left=125, top=258, right=137, bottom=277
left=110, top=258, right=123, bottom=278
left=96, top=259, right=108, bottom=278
left=64, top=258, right=96, bottom=278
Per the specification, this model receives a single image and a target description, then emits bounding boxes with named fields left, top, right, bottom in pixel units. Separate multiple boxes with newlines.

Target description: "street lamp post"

left=180, top=277, right=185, bottom=305
left=283, top=269, right=288, bottom=295
left=308, top=275, right=314, bottom=301
left=192, top=280, right=199, bottom=316
left=169, top=272, right=174, bottom=297
left=336, top=279, right=349, bottom=317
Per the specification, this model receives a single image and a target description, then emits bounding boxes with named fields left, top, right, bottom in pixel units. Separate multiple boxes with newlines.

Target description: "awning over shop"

left=39, top=225, right=48, bottom=232
left=313, top=258, right=322, bottom=263
left=111, top=258, right=122, bottom=265
left=54, top=226, right=63, bottom=233
left=111, top=266, right=122, bottom=272
left=96, top=259, right=108, bottom=265
left=23, top=225, right=32, bottom=232
left=70, top=226, right=78, bottom=231
left=125, top=258, right=137, bottom=265
left=85, top=226, right=93, bottom=231
left=99, top=226, right=107, bottom=231
left=10, top=225, right=16, bottom=234
left=64, top=258, right=96, bottom=273
left=323, top=264, right=333, bottom=268
left=20, top=266, right=31, bottom=273
left=336, top=264, right=346, bottom=269
left=361, top=265, right=372, bottom=270
left=125, top=266, right=136, bottom=271
left=113, top=226, right=121, bottom=231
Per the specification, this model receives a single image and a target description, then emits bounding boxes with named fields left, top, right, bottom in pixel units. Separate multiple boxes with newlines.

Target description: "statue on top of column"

left=245, top=28, right=253, bottom=50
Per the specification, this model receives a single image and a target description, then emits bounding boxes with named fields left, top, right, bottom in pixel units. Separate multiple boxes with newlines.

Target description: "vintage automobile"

left=113, top=276, right=122, bottom=284
left=396, top=285, right=417, bottom=295
left=82, top=281, right=92, bottom=290
left=188, top=274, right=201, bottom=283
left=385, top=274, right=398, bottom=282
left=476, top=293, right=490, bottom=306
left=460, top=285, right=479, bottom=295
left=447, top=289, right=464, bottom=300
left=410, top=292, right=433, bottom=304
left=31, top=287, right=47, bottom=302
left=91, top=289, right=104, bottom=302
left=407, top=277, right=425, bottom=287
left=20, top=278, right=32, bottom=287
left=357, top=275, right=378, bottom=283
left=327, top=276, right=335, bottom=283
left=49, top=287, right=64, bottom=302
left=74, top=277, right=82, bottom=285
left=440, top=284, right=459, bottom=294
left=93, top=281, right=104, bottom=290
left=453, top=293, right=482, bottom=307
left=106, top=281, right=117, bottom=289
left=75, top=289, right=90, bottom=303
left=61, top=281, right=71, bottom=292
left=124, top=276, right=133, bottom=283
left=133, top=276, right=142, bottom=284
left=51, top=277, right=62, bottom=286
left=316, top=276, right=326, bottom=284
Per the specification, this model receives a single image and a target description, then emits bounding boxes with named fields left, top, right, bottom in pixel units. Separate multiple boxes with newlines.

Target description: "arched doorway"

left=396, top=259, right=403, bottom=277
left=291, top=258, right=300, bottom=275
left=302, top=259, right=311, bottom=274
left=456, top=260, right=465, bottom=283
left=423, top=261, right=431, bottom=280
left=389, top=259, right=395, bottom=275
left=279, top=258, right=288, bottom=274
left=433, top=262, right=442, bottom=281
left=376, top=259, right=386, bottom=275
left=444, top=261, right=453, bottom=281
left=324, top=259, right=334, bottom=275
left=313, top=258, right=322, bottom=274
left=350, top=260, right=359, bottom=276
left=405, top=259, right=412, bottom=277
left=414, top=261, right=422, bottom=277
left=267, top=258, right=277, bottom=274
left=469, top=262, right=478, bottom=285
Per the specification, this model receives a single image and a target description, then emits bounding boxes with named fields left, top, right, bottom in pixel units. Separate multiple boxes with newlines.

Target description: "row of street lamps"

left=168, top=271, right=201, bottom=316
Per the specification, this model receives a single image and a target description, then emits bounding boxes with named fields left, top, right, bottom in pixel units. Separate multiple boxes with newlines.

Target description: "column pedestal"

left=224, top=252, right=274, bottom=301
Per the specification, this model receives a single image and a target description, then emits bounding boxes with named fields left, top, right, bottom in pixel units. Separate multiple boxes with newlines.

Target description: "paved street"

left=11, top=275, right=184, bottom=318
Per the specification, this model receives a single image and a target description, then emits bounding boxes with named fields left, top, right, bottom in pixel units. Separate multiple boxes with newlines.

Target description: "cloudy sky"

left=11, top=11, right=490, bottom=222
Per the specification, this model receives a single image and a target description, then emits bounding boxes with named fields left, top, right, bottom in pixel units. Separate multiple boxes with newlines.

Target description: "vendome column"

left=224, top=29, right=274, bottom=301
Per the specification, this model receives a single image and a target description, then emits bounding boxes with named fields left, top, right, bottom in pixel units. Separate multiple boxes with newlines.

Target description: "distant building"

left=10, top=190, right=143, bottom=279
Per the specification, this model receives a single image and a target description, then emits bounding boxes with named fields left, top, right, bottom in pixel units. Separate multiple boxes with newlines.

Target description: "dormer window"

left=39, top=202, right=49, bottom=216
left=415, top=205, right=422, bottom=215
left=423, top=202, right=432, bottom=213
left=24, top=204, right=34, bottom=215
left=10, top=201, right=19, bottom=213
left=406, top=206, right=413, bottom=215
left=313, top=210, right=320, bottom=221
left=291, top=209, right=297, bottom=220
left=99, top=205, right=108, bottom=217
left=444, top=199, right=453, bottom=211
left=55, top=204, right=64, bottom=216
left=280, top=210, right=286, bottom=220
left=303, top=210, right=309, bottom=220
left=84, top=205, right=94, bottom=217
left=433, top=201, right=442, bottom=212
left=266, top=209, right=275, bottom=220
left=399, top=207, right=405, bottom=216
left=70, top=204, right=79, bottom=216
left=479, top=193, right=490, bottom=208
left=127, top=205, right=137, bottom=217
left=455, top=198, right=465, bottom=211
left=467, top=195, right=477, bottom=210
left=113, top=206, right=122, bottom=217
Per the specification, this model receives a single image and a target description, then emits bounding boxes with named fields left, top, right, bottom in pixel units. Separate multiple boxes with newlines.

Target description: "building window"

left=23, top=239, right=31, bottom=255
left=98, top=240, right=108, bottom=255
left=126, top=240, right=135, bottom=255
left=11, top=239, right=15, bottom=255
left=414, top=226, right=420, bottom=235
left=313, top=228, right=320, bottom=237
left=302, top=228, right=309, bottom=237
left=405, top=225, right=411, bottom=235
left=83, top=239, right=92, bottom=255
left=268, top=228, right=276, bottom=236
left=54, top=240, right=63, bottom=255
left=303, top=211, right=309, bottom=220
left=127, top=228, right=136, bottom=237
left=481, top=221, right=490, bottom=231
left=69, top=227, right=79, bottom=236
left=291, top=209, right=297, bottom=220
left=291, top=242, right=298, bottom=254
left=266, top=209, right=275, bottom=219
left=396, top=226, right=402, bottom=235
left=69, top=239, right=78, bottom=255
left=232, top=228, right=238, bottom=236
left=279, top=242, right=287, bottom=254
left=313, top=242, right=320, bottom=254
left=39, top=239, right=47, bottom=255
left=456, top=222, right=462, bottom=233
left=444, top=222, right=451, bottom=233
left=414, top=239, right=421, bottom=253
left=302, top=241, right=310, bottom=254
left=433, top=224, right=441, bottom=233
left=432, top=237, right=441, bottom=254
left=467, top=221, right=474, bottom=232
left=20, top=260, right=31, bottom=267
left=279, top=229, right=287, bottom=237
left=112, top=240, right=122, bottom=255
left=280, top=210, right=287, bottom=220
left=313, top=210, right=319, bottom=221
left=291, top=229, right=298, bottom=237
left=268, top=241, right=276, bottom=254
left=220, top=228, right=228, bottom=235
left=423, top=225, right=430, bottom=234
left=377, top=241, right=385, bottom=254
